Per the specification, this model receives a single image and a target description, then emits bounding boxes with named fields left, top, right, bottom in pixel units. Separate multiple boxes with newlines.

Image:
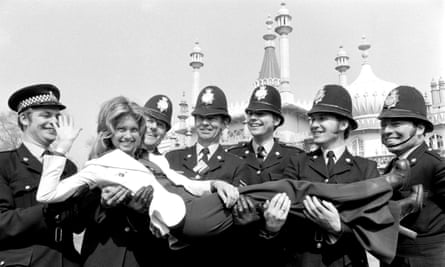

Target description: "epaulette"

left=226, top=142, right=248, bottom=151
left=426, top=147, right=442, bottom=161
left=278, top=142, right=304, bottom=152
left=165, top=146, right=190, bottom=154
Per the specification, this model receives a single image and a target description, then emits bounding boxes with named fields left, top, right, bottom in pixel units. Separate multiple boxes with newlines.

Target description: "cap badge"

left=157, top=96, right=169, bottom=113
left=313, top=88, right=326, bottom=104
left=255, top=86, right=268, bottom=101
left=384, top=89, right=399, bottom=109
left=201, top=89, right=214, bottom=105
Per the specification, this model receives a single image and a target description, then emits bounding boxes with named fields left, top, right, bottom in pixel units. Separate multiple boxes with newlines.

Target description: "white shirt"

left=196, top=143, right=219, bottom=161
left=23, top=140, right=46, bottom=162
left=252, top=139, right=275, bottom=160
left=321, top=145, right=346, bottom=164
left=398, top=143, right=422, bottom=160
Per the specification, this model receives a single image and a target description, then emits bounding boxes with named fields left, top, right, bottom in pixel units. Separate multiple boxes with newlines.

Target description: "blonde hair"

left=88, top=96, right=146, bottom=159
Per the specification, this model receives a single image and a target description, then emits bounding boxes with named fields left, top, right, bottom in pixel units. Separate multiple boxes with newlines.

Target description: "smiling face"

left=111, top=114, right=142, bottom=156
left=144, top=115, right=167, bottom=148
left=309, top=113, right=348, bottom=149
left=246, top=110, right=279, bottom=140
left=194, top=114, right=228, bottom=146
left=20, top=108, right=61, bottom=147
left=380, top=118, right=425, bottom=156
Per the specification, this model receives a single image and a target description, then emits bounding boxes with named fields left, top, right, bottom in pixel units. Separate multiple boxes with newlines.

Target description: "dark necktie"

left=201, top=148, right=210, bottom=163
left=326, top=151, right=335, bottom=177
left=257, top=146, right=266, bottom=161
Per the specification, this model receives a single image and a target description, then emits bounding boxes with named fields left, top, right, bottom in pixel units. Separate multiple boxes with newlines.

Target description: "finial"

left=431, top=78, right=437, bottom=87
left=358, top=35, right=371, bottom=64
left=193, top=41, right=201, bottom=53
left=278, top=2, right=290, bottom=15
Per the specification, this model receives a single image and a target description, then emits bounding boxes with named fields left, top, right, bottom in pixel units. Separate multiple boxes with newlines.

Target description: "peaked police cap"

left=378, top=85, right=433, bottom=132
left=245, top=85, right=284, bottom=126
left=8, top=84, right=66, bottom=113
left=192, top=86, right=231, bottom=122
left=143, top=95, right=172, bottom=131
left=308, top=84, right=358, bottom=130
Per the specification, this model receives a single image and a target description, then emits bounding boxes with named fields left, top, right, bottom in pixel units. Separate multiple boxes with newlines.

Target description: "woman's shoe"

left=383, top=159, right=411, bottom=190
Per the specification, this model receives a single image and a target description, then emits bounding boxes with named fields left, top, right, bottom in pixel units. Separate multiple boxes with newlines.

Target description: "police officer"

left=379, top=86, right=445, bottom=267
left=228, top=85, right=302, bottom=185
left=142, top=94, right=172, bottom=155
left=165, top=86, right=245, bottom=267
left=281, top=84, right=380, bottom=267
left=0, top=84, right=85, bottom=266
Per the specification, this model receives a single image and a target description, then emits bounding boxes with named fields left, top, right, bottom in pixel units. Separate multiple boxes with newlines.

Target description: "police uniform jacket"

left=228, top=140, right=303, bottom=185
left=384, top=142, right=445, bottom=265
left=166, top=144, right=246, bottom=185
left=0, top=144, right=81, bottom=267
left=165, top=145, right=247, bottom=267
left=282, top=148, right=379, bottom=267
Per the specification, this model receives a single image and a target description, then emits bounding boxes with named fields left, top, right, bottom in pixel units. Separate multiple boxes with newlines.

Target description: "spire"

left=189, top=41, right=204, bottom=106
left=334, top=45, right=350, bottom=87
left=358, top=35, right=371, bottom=65
left=255, top=16, right=281, bottom=88
left=274, top=2, right=294, bottom=104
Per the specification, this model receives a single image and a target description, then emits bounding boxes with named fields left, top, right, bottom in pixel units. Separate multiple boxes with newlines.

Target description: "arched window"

left=429, top=134, right=443, bottom=149
left=351, top=138, right=364, bottom=157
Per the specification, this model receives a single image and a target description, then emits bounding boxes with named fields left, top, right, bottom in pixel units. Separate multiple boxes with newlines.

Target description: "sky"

left=0, top=0, right=443, bottom=165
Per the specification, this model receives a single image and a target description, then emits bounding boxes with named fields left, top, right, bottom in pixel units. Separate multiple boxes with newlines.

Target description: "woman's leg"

left=177, top=177, right=400, bottom=262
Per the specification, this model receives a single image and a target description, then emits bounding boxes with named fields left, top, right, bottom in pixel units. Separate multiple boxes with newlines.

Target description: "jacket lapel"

left=182, top=145, right=198, bottom=173
left=241, top=141, right=261, bottom=170
left=261, top=141, right=283, bottom=169
left=17, top=144, right=42, bottom=175
left=205, top=145, right=225, bottom=173
left=330, top=149, right=354, bottom=178
left=308, top=149, right=329, bottom=179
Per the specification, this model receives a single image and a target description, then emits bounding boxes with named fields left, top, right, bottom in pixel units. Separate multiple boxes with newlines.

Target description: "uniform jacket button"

left=256, top=170, right=261, bottom=175
left=0, top=260, right=5, bottom=266
left=324, top=179, right=329, bottom=183
left=25, top=185, right=31, bottom=190
left=124, top=227, right=131, bottom=232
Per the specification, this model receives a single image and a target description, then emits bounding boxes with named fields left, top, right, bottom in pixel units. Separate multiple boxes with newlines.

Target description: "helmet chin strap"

left=384, top=128, right=416, bottom=148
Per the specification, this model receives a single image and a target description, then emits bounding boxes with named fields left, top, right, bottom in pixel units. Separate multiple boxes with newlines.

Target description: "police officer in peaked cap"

left=379, top=86, right=444, bottom=267
left=279, top=84, right=380, bottom=267
left=165, top=85, right=246, bottom=267
left=0, top=84, right=86, bottom=267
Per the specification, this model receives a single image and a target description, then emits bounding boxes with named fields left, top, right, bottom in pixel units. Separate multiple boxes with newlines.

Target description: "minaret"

left=334, top=46, right=350, bottom=87
left=275, top=2, right=293, bottom=104
left=255, top=16, right=281, bottom=88
left=431, top=78, right=439, bottom=107
left=439, top=77, right=445, bottom=107
left=189, top=41, right=204, bottom=106
left=177, top=92, right=190, bottom=147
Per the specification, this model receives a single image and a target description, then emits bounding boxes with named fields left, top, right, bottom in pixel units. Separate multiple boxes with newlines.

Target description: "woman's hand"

left=211, top=180, right=239, bottom=208
left=52, top=114, right=82, bottom=155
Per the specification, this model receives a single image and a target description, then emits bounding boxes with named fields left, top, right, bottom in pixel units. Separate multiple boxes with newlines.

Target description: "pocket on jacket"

left=269, top=172, right=283, bottom=181
left=9, top=180, right=38, bottom=208
left=0, top=248, right=32, bottom=266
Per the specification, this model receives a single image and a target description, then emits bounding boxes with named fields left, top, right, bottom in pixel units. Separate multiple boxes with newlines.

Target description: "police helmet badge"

left=255, top=86, right=268, bottom=101
left=201, top=88, right=214, bottom=105
left=384, top=88, right=399, bottom=109
left=157, top=96, right=169, bottom=113
left=313, top=88, right=326, bottom=104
